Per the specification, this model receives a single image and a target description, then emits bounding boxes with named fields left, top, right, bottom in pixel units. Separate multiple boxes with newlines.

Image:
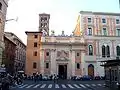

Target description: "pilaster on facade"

left=40, top=49, right=44, bottom=74
left=71, top=50, right=75, bottom=76
left=50, top=48, right=56, bottom=74
left=81, top=51, right=86, bottom=76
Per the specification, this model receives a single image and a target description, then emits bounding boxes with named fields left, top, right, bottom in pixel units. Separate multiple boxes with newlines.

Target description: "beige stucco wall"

left=26, top=33, right=41, bottom=75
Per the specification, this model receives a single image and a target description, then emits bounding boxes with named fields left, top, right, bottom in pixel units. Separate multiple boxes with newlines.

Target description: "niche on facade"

left=56, top=50, right=69, bottom=61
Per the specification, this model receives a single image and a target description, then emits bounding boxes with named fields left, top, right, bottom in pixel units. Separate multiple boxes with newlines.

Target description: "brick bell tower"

left=39, top=13, right=50, bottom=36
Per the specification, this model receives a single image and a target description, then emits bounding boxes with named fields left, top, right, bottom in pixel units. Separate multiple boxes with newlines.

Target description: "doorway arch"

left=88, top=64, right=94, bottom=77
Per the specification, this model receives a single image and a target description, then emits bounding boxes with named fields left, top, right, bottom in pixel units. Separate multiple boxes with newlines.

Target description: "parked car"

left=80, top=75, right=93, bottom=81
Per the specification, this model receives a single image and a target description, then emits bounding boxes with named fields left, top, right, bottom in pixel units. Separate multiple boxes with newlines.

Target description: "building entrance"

left=88, top=64, right=94, bottom=77
left=58, top=65, right=67, bottom=79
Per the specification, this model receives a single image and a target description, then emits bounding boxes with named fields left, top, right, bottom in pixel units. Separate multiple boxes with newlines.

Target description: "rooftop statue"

left=51, top=30, right=55, bottom=36
left=61, top=30, right=65, bottom=36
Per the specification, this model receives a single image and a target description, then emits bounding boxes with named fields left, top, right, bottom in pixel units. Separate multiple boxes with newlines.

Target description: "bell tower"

left=39, top=13, right=50, bottom=36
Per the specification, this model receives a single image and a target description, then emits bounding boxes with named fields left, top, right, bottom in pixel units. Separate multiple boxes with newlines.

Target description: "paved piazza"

left=11, top=80, right=110, bottom=90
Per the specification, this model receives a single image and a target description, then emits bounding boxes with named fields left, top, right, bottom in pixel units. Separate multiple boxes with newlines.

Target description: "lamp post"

left=6, top=17, right=18, bottom=22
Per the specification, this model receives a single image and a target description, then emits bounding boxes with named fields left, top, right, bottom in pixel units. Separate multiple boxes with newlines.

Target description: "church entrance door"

left=58, top=65, right=67, bottom=79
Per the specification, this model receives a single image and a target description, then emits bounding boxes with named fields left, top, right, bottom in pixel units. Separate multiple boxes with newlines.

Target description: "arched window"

left=0, top=3, right=2, bottom=10
left=106, top=45, right=110, bottom=57
left=116, top=46, right=120, bottom=56
left=88, top=45, right=93, bottom=55
left=102, top=45, right=105, bottom=57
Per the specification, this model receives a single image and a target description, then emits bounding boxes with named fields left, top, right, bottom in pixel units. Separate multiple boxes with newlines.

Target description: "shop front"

left=100, top=59, right=120, bottom=89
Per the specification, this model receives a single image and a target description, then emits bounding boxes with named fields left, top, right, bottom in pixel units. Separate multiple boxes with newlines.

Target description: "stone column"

left=71, top=50, right=75, bottom=76
left=81, top=51, right=86, bottom=75
left=40, top=49, right=44, bottom=74
left=50, top=49, right=56, bottom=74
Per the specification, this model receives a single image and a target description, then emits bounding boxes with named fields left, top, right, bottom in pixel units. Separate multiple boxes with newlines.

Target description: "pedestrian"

left=40, top=74, right=42, bottom=81
left=56, top=75, right=59, bottom=83
left=53, top=74, right=56, bottom=83
left=34, top=74, right=37, bottom=83
left=1, top=76, right=10, bottom=90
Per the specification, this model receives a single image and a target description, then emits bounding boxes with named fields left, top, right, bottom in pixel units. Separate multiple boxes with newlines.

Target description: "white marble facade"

left=40, top=36, right=86, bottom=78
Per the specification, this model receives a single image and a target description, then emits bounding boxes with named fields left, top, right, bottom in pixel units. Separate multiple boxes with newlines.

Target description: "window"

left=116, top=29, right=120, bottom=36
left=103, top=28, right=107, bottom=36
left=44, top=23, right=47, bottom=27
left=44, top=17, right=47, bottom=21
left=34, top=42, right=37, bottom=47
left=116, top=19, right=119, bottom=24
left=77, top=53, right=79, bottom=56
left=102, top=45, right=110, bottom=57
left=88, top=45, right=93, bottom=55
left=102, top=45, right=105, bottom=57
left=41, top=17, right=44, bottom=21
left=88, top=18, right=91, bottom=23
left=46, top=63, right=49, bottom=68
left=33, top=51, right=37, bottom=56
left=46, top=52, right=49, bottom=56
left=106, top=45, right=110, bottom=57
left=102, top=18, right=106, bottom=23
left=33, top=62, right=37, bottom=69
left=34, top=35, right=38, bottom=38
left=0, top=3, right=2, bottom=10
left=88, top=28, right=92, bottom=35
left=77, top=63, right=80, bottom=69
left=41, top=23, right=44, bottom=27
left=116, top=46, right=120, bottom=56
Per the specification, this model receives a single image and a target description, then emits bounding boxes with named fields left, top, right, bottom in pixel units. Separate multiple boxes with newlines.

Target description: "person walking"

left=1, top=76, right=10, bottom=90
left=53, top=74, right=56, bottom=83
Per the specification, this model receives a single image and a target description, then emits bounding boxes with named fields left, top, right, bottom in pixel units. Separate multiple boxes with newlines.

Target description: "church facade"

left=25, top=11, right=120, bottom=79
left=40, top=36, right=86, bottom=79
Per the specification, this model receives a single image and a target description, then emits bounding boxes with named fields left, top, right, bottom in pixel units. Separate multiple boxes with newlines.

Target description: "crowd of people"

left=27, top=73, right=59, bottom=83
left=0, top=72, right=24, bottom=90
left=0, top=72, right=60, bottom=90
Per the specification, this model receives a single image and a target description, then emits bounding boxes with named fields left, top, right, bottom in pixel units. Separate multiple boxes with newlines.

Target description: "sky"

left=5, top=0, right=120, bottom=45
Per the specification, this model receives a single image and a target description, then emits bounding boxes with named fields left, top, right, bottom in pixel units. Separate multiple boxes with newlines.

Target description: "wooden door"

left=88, top=64, right=94, bottom=77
